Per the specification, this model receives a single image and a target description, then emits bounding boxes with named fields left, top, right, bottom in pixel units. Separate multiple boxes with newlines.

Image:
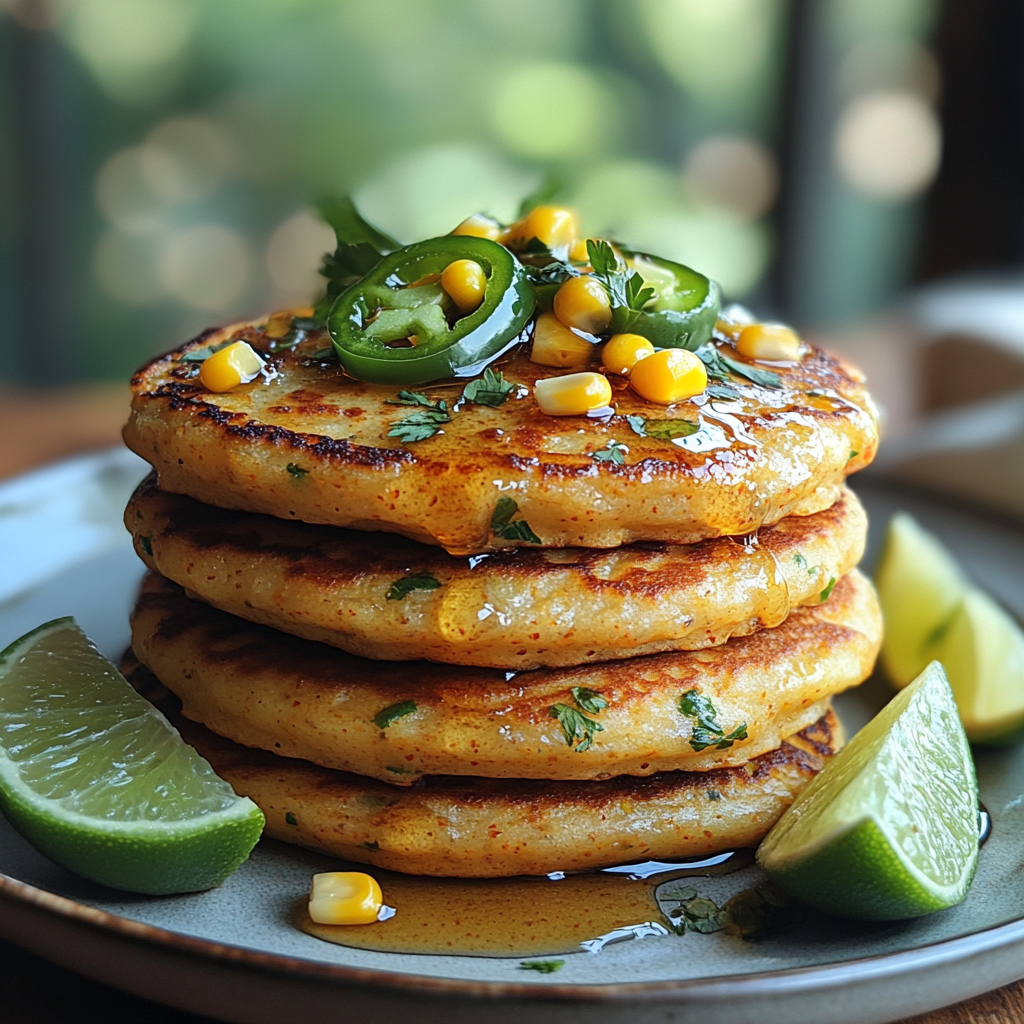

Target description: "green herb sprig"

left=819, top=576, right=837, bottom=603
left=626, top=416, right=699, bottom=441
left=587, top=239, right=656, bottom=334
left=550, top=686, right=609, bottom=753
left=519, top=959, right=565, bottom=974
left=696, top=343, right=781, bottom=389
left=591, top=439, right=628, bottom=464
left=491, top=496, right=542, bottom=544
left=461, top=367, right=514, bottom=408
left=386, top=391, right=452, bottom=443
left=373, top=700, right=418, bottom=729
left=386, top=572, right=442, bottom=602
left=678, top=689, right=748, bottom=752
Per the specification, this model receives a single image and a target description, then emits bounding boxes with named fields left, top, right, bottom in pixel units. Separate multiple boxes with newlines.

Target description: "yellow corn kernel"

left=199, top=341, right=265, bottom=393
left=265, top=306, right=315, bottom=340
left=530, top=312, right=595, bottom=368
left=440, top=259, right=487, bottom=314
left=534, top=371, right=612, bottom=416
left=602, top=333, right=654, bottom=375
left=308, top=871, right=384, bottom=926
left=503, top=205, right=579, bottom=252
left=736, top=323, right=802, bottom=361
left=451, top=213, right=503, bottom=240
left=553, top=275, right=612, bottom=335
left=629, top=348, right=707, bottom=404
left=569, top=238, right=592, bottom=263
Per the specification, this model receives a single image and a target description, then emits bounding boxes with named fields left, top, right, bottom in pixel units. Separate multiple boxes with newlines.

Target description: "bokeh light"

left=683, top=136, right=779, bottom=221
left=265, top=210, right=336, bottom=305
left=834, top=91, right=941, bottom=200
left=158, top=225, right=252, bottom=312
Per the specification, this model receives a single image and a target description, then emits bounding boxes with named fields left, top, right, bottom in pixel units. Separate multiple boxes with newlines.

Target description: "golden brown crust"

left=125, top=656, right=841, bottom=877
left=122, top=321, right=879, bottom=554
left=126, top=478, right=867, bottom=668
left=129, top=570, right=880, bottom=784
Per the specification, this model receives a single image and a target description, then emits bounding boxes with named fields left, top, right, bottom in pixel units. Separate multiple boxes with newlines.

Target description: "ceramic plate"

left=2, top=448, right=1024, bottom=1024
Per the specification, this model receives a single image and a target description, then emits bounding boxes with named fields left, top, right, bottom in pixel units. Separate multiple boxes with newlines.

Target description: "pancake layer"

left=126, top=659, right=841, bottom=878
left=123, top=321, right=878, bottom=554
left=130, top=570, right=880, bottom=784
left=126, top=479, right=867, bottom=669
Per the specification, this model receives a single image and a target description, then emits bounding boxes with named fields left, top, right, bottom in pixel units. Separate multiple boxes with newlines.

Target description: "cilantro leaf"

left=462, top=368, right=514, bottom=408
left=491, top=496, right=542, bottom=544
left=386, top=572, right=442, bottom=602
left=550, top=703, right=604, bottom=752
left=285, top=812, right=298, bottom=826
left=363, top=840, right=380, bottom=851
left=138, top=534, right=153, bottom=557
left=696, top=343, right=781, bottom=388
left=387, top=395, right=451, bottom=443
left=571, top=686, right=608, bottom=715
left=705, top=383, right=741, bottom=400
left=373, top=700, right=417, bottom=729
left=629, top=418, right=699, bottom=441
left=591, top=439, right=628, bottom=464
left=792, top=552, right=808, bottom=570
left=586, top=239, right=656, bottom=334
left=679, top=689, right=746, bottom=752
left=179, top=341, right=233, bottom=362
left=519, top=960, right=565, bottom=974
left=286, top=463, right=308, bottom=478
left=819, top=576, right=838, bottom=603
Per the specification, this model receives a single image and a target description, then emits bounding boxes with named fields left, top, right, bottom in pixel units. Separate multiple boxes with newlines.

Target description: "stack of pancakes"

left=122, top=316, right=882, bottom=878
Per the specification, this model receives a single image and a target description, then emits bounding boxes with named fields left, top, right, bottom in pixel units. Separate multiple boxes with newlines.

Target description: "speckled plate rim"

left=3, top=849, right=1024, bottom=1006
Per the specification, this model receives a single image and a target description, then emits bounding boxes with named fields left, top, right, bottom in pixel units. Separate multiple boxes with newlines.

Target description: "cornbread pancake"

left=130, top=570, right=880, bottom=784
left=127, top=477, right=867, bottom=669
left=124, top=657, right=842, bottom=877
left=123, top=319, right=879, bottom=554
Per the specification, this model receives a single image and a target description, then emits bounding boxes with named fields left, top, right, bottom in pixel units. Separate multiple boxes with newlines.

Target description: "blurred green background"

left=0, top=0, right=946, bottom=385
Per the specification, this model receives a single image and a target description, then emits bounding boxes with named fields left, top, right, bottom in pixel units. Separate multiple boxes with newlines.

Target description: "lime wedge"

left=757, top=662, right=978, bottom=920
left=875, top=513, right=966, bottom=686
left=0, top=618, right=264, bottom=895
left=931, top=589, right=1024, bottom=743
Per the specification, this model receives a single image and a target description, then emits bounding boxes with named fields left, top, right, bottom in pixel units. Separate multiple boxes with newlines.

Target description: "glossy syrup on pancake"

left=124, top=324, right=879, bottom=554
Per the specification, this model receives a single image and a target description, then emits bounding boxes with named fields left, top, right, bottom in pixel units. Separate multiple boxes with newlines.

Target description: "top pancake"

left=123, top=318, right=879, bottom=554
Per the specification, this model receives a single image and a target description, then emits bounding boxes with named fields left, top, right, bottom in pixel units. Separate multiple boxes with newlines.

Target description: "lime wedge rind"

left=757, top=662, right=978, bottom=921
left=0, top=618, right=265, bottom=895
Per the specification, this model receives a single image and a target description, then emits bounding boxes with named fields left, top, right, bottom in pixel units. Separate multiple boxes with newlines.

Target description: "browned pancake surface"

left=123, top=320, right=878, bottom=554
left=130, top=571, right=880, bottom=784
left=126, top=478, right=867, bottom=668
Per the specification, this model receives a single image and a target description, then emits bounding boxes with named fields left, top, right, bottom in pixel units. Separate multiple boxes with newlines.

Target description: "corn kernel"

left=602, top=333, right=654, bottom=375
left=199, top=341, right=265, bottom=393
left=440, top=259, right=487, bottom=314
left=553, top=276, right=612, bottom=335
left=530, top=312, right=595, bottom=368
left=308, top=871, right=384, bottom=926
left=503, top=205, right=579, bottom=252
left=736, top=323, right=802, bottom=362
left=535, top=371, right=612, bottom=416
left=569, top=238, right=591, bottom=263
left=629, top=348, right=707, bottom=404
left=451, top=213, right=503, bottom=240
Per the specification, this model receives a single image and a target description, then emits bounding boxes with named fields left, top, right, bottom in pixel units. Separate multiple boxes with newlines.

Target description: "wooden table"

left=0, top=385, right=1020, bottom=1024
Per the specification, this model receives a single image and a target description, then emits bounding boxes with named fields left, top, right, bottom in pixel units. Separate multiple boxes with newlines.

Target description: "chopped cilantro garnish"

left=819, top=576, right=837, bottom=603
left=373, top=700, right=417, bottom=729
left=679, top=689, right=747, bottom=752
left=591, top=439, right=628, bottom=464
left=387, top=393, right=451, bottom=443
left=462, top=367, right=514, bottom=408
left=550, top=686, right=609, bottom=752
left=792, top=552, right=807, bottom=569
left=706, top=789, right=721, bottom=801
left=628, top=417, right=699, bottom=441
left=179, top=341, right=233, bottom=363
left=386, top=572, right=442, bottom=602
left=363, top=840, right=380, bottom=852
left=696, top=343, right=781, bottom=388
left=705, top=383, right=742, bottom=400
left=519, top=959, right=565, bottom=974
left=139, top=534, right=153, bottom=557
left=571, top=686, right=608, bottom=715
left=286, top=462, right=308, bottom=477
left=849, top=450, right=859, bottom=460
left=667, top=895, right=729, bottom=935
left=285, top=812, right=298, bottom=826
left=491, top=496, right=542, bottom=544
left=585, top=239, right=657, bottom=334
left=550, top=704, right=604, bottom=753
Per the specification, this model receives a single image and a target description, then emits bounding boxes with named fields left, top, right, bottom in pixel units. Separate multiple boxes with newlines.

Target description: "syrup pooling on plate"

left=297, top=851, right=753, bottom=957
